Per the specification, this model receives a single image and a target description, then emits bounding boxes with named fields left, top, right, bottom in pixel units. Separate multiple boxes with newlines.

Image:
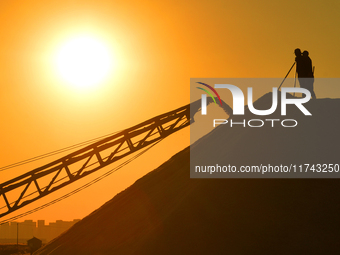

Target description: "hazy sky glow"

left=0, top=0, right=339, bottom=223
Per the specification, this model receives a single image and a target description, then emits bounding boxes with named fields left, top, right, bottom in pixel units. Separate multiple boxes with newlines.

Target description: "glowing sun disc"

left=56, top=36, right=112, bottom=88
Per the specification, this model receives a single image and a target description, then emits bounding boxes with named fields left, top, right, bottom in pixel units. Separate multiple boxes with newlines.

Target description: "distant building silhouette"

left=27, top=237, right=42, bottom=254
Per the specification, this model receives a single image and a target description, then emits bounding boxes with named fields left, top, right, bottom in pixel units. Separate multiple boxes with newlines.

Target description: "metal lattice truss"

left=0, top=104, right=191, bottom=218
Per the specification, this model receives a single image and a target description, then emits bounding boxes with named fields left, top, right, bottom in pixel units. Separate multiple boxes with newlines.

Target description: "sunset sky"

left=0, top=0, right=339, bottom=223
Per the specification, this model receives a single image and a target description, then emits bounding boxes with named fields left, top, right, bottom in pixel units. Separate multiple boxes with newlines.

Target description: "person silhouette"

left=302, top=51, right=313, bottom=76
left=294, top=48, right=316, bottom=99
left=302, top=51, right=316, bottom=99
left=294, top=48, right=303, bottom=76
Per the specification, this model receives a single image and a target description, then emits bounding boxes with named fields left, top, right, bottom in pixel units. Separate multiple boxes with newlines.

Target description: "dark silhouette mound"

left=35, top=93, right=340, bottom=255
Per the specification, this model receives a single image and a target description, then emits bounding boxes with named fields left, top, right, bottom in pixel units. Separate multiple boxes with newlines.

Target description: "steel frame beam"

left=0, top=104, right=191, bottom=218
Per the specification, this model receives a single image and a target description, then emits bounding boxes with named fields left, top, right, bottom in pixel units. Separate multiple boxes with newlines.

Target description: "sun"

left=55, top=36, right=113, bottom=89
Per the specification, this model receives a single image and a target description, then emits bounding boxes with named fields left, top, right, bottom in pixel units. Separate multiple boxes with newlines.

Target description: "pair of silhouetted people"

left=294, top=48, right=316, bottom=99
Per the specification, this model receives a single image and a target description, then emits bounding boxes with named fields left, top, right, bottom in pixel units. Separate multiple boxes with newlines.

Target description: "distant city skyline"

left=0, top=219, right=81, bottom=244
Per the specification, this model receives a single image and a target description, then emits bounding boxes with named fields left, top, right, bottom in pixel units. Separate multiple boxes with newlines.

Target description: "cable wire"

left=0, top=130, right=123, bottom=172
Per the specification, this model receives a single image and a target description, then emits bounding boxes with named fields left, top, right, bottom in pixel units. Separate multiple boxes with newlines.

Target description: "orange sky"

left=1, top=0, right=339, bottom=223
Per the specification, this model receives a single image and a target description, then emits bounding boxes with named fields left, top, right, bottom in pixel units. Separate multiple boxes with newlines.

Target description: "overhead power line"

left=0, top=130, right=122, bottom=172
